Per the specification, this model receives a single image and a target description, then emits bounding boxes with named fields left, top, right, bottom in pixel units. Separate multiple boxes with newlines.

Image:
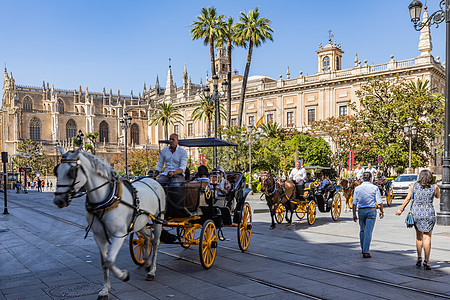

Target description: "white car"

left=391, top=174, right=418, bottom=198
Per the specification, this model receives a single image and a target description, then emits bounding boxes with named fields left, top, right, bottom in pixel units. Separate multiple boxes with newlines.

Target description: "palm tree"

left=191, top=7, right=225, bottom=77
left=191, top=94, right=227, bottom=137
left=235, top=8, right=273, bottom=126
left=216, top=17, right=235, bottom=127
left=149, top=102, right=183, bottom=139
left=260, top=122, right=281, bottom=138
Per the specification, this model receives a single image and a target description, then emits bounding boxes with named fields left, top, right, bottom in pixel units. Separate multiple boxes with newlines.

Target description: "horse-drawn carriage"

left=261, top=166, right=342, bottom=227
left=129, top=138, right=253, bottom=269
left=53, top=138, right=252, bottom=299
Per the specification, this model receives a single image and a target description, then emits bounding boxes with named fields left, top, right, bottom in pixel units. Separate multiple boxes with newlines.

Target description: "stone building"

left=0, top=10, right=444, bottom=172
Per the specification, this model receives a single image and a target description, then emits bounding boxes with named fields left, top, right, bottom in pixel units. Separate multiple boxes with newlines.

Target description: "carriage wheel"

left=237, top=202, right=252, bottom=252
left=387, top=187, right=393, bottom=206
left=129, top=231, right=152, bottom=266
left=307, top=200, right=317, bottom=225
left=177, top=226, right=196, bottom=249
left=275, top=204, right=286, bottom=224
left=199, top=220, right=218, bottom=270
left=295, top=202, right=307, bottom=219
left=331, top=193, right=341, bottom=221
left=348, top=196, right=353, bottom=209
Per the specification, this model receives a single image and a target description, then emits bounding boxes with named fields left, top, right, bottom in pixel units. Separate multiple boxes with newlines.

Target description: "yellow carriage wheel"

left=307, top=200, right=317, bottom=225
left=238, top=202, right=252, bottom=252
left=129, top=231, right=151, bottom=266
left=331, top=193, right=341, bottom=221
left=275, top=204, right=286, bottom=224
left=348, top=196, right=353, bottom=209
left=387, top=187, right=393, bottom=206
left=178, top=227, right=196, bottom=249
left=295, top=202, right=307, bottom=220
left=199, top=220, right=218, bottom=270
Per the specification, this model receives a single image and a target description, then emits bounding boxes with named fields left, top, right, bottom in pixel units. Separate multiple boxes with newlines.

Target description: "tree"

left=260, top=122, right=281, bottom=138
left=235, top=8, right=273, bottom=126
left=191, top=93, right=226, bottom=137
left=216, top=17, right=235, bottom=126
left=354, top=77, right=444, bottom=171
left=110, top=149, right=160, bottom=176
left=85, top=131, right=99, bottom=154
left=149, top=102, right=183, bottom=139
left=191, top=7, right=224, bottom=77
left=11, top=140, right=54, bottom=182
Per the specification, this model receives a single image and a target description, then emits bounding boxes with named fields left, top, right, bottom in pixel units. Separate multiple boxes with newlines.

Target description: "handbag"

left=405, top=183, right=415, bottom=228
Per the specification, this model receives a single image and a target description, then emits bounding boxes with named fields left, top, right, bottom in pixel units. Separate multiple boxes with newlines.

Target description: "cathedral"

left=0, top=10, right=445, bottom=173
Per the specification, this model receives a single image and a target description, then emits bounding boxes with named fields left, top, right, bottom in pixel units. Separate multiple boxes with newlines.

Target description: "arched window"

left=130, top=123, right=139, bottom=145
left=30, top=118, right=41, bottom=140
left=66, top=119, right=77, bottom=140
left=23, top=96, right=33, bottom=111
left=336, top=56, right=340, bottom=70
left=58, top=99, right=65, bottom=113
left=323, top=56, right=330, bottom=71
left=99, top=121, right=109, bottom=143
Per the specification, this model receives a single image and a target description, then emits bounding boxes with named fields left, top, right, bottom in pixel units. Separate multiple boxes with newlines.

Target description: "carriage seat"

left=184, top=181, right=209, bottom=210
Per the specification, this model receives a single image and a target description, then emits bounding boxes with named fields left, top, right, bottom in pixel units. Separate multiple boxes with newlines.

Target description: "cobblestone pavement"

left=0, top=190, right=449, bottom=299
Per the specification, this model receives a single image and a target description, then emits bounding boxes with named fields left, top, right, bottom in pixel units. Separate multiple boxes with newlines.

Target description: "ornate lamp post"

left=241, top=127, right=260, bottom=190
left=76, top=130, right=84, bottom=148
left=409, top=0, right=450, bottom=225
left=403, top=117, right=417, bottom=171
left=120, top=111, right=132, bottom=177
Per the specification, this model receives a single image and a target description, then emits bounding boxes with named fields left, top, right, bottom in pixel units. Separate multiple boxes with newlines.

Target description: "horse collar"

left=85, top=178, right=121, bottom=214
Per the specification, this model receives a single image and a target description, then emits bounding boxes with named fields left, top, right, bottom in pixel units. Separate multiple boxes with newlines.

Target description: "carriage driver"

left=154, top=133, right=188, bottom=186
left=289, top=159, right=307, bottom=199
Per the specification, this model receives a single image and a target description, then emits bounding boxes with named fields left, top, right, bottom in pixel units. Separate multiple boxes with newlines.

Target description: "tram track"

left=8, top=198, right=450, bottom=299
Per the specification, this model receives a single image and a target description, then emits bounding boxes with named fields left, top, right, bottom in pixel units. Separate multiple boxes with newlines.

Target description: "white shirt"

left=289, top=167, right=306, bottom=182
left=354, top=167, right=364, bottom=180
left=365, top=167, right=377, bottom=182
left=155, top=145, right=188, bottom=176
left=352, top=181, right=382, bottom=208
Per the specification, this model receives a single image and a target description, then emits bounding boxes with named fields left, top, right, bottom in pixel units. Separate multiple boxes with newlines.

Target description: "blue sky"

left=0, top=0, right=445, bottom=97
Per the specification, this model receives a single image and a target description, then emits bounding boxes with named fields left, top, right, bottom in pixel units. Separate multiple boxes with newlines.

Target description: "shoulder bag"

left=405, top=182, right=415, bottom=228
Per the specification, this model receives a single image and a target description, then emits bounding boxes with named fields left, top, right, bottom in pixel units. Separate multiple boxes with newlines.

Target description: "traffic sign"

left=377, top=155, right=382, bottom=165
left=347, top=150, right=355, bottom=171
left=19, top=167, right=31, bottom=172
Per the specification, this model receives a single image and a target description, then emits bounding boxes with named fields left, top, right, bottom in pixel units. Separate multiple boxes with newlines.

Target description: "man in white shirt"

left=154, top=133, right=188, bottom=186
left=365, top=163, right=377, bottom=182
left=289, top=159, right=307, bottom=198
left=354, top=163, right=364, bottom=181
left=352, top=172, right=384, bottom=258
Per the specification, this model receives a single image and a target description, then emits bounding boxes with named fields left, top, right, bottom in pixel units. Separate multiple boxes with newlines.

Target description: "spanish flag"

left=255, top=116, right=264, bottom=128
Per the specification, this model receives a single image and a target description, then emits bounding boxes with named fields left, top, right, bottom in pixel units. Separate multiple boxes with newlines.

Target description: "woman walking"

left=396, top=170, right=440, bottom=270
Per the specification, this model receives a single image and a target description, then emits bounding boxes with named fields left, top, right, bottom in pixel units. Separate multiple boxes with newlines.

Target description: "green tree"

left=235, top=8, right=273, bottom=126
left=85, top=131, right=99, bottom=154
left=216, top=17, right=236, bottom=126
left=191, top=93, right=226, bottom=137
left=260, top=122, right=281, bottom=138
left=110, top=149, right=160, bottom=176
left=191, top=7, right=225, bottom=77
left=149, top=102, right=183, bottom=139
left=11, top=140, right=54, bottom=182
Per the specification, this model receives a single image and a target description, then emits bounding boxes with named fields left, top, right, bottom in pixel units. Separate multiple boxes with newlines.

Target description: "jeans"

left=156, top=174, right=185, bottom=186
left=358, top=208, right=377, bottom=254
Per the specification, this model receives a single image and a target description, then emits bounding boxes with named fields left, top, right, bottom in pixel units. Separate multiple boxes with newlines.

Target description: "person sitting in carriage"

left=289, top=159, right=307, bottom=199
left=154, top=133, right=188, bottom=186
left=194, top=165, right=210, bottom=183
left=305, top=173, right=314, bottom=184
left=375, top=170, right=390, bottom=195
left=215, top=166, right=231, bottom=197
left=316, top=172, right=331, bottom=195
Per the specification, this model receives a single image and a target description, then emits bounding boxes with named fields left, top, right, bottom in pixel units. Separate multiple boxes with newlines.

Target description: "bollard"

left=2, top=152, right=9, bottom=214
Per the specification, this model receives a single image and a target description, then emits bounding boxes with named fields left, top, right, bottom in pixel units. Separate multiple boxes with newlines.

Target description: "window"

left=23, top=96, right=32, bottom=111
left=188, top=123, right=194, bottom=136
left=99, top=121, right=109, bottom=143
left=266, top=113, right=274, bottom=124
left=66, top=119, right=77, bottom=141
left=58, top=99, right=64, bottom=114
left=248, top=116, right=255, bottom=126
left=231, top=118, right=237, bottom=127
left=336, top=56, right=341, bottom=70
left=130, top=123, right=139, bottom=144
left=339, top=105, right=348, bottom=116
left=287, top=112, right=294, bottom=127
left=307, top=109, right=315, bottom=125
left=30, top=118, right=41, bottom=140
left=323, top=56, right=330, bottom=71
left=174, top=125, right=179, bottom=135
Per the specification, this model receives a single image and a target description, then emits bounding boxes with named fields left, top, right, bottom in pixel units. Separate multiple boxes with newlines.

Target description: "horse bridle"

left=54, top=158, right=87, bottom=200
left=261, top=173, right=277, bottom=198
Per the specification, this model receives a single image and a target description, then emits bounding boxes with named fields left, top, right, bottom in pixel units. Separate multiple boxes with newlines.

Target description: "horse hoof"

left=123, top=271, right=130, bottom=282
left=146, top=274, right=155, bottom=281
left=97, top=296, right=108, bottom=300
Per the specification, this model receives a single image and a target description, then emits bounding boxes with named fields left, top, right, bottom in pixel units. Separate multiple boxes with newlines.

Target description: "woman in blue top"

left=396, top=170, right=440, bottom=270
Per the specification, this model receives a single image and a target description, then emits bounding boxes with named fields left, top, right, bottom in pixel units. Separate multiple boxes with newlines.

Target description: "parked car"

left=391, top=174, right=418, bottom=198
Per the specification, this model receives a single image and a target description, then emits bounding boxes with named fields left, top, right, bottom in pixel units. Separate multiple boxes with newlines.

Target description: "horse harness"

left=260, top=174, right=278, bottom=201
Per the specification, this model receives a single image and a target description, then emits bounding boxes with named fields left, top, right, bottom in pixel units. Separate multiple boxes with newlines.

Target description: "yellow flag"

left=255, top=116, right=264, bottom=128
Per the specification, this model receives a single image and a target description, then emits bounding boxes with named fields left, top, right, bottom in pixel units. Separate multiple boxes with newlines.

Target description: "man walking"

left=352, top=172, right=384, bottom=258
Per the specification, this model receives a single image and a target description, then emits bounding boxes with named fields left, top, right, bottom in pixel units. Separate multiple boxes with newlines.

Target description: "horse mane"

left=80, top=151, right=114, bottom=179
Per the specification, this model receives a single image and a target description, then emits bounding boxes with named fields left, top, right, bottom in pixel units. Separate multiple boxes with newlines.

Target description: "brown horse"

left=339, top=178, right=361, bottom=212
left=260, top=172, right=295, bottom=228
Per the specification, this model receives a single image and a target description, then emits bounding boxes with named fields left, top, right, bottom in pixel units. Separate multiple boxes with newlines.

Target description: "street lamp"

left=120, top=111, right=132, bottom=177
left=403, top=117, right=417, bottom=171
left=76, top=130, right=84, bottom=148
left=241, top=127, right=260, bottom=190
left=409, top=0, right=450, bottom=225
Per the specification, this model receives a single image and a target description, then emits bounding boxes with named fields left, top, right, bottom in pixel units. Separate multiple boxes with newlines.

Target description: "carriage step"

left=219, top=236, right=231, bottom=241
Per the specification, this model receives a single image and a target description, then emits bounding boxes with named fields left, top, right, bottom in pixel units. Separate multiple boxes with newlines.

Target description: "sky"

left=0, top=0, right=446, bottom=98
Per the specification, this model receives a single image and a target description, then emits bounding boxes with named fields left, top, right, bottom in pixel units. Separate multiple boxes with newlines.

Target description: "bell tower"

left=316, top=39, right=344, bottom=73
left=215, top=45, right=228, bottom=80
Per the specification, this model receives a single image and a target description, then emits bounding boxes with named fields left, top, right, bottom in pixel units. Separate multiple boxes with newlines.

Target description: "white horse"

left=53, top=148, right=166, bottom=300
